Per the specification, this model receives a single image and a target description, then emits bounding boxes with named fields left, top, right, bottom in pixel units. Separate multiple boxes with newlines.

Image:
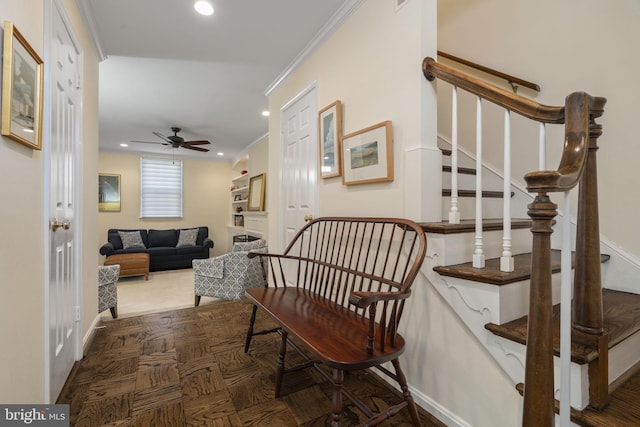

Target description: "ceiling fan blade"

left=183, top=145, right=210, bottom=152
left=131, top=140, right=169, bottom=145
left=183, top=140, right=210, bottom=145
left=152, top=131, right=173, bottom=144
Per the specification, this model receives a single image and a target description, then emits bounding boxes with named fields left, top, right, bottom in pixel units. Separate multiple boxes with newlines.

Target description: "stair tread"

left=572, top=363, right=640, bottom=426
left=442, top=189, right=512, bottom=198
left=486, top=289, right=640, bottom=364
left=434, top=250, right=610, bottom=286
left=421, top=218, right=531, bottom=234
left=443, top=165, right=476, bottom=175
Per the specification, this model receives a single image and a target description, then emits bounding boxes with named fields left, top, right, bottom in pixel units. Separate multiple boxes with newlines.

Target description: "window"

left=140, top=157, right=183, bottom=218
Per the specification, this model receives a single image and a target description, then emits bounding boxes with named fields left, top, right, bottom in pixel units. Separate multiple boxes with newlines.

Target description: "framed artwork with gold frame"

left=1, top=21, right=44, bottom=149
left=247, top=173, right=266, bottom=211
left=318, top=100, right=342, bottom=178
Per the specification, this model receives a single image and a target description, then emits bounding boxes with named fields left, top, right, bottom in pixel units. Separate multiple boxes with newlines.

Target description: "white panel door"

left=47, top=0, right=82, bottom=402
left=280, top=84, right=318, bottom=254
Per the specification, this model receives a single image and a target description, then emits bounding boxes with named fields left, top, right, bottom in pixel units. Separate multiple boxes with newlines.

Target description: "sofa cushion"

left=175, top=245, right=204, bottom=256
left=148, top=229, right=178, bottom=248
left=177, top=228, right=199, bottom=247
left=118, top=231, right=146, bottom=250
left=147, top=247, right=177, bottom=257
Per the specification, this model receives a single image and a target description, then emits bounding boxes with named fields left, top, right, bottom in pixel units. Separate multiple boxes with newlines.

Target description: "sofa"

left=100, top=227, right=214, bottom=272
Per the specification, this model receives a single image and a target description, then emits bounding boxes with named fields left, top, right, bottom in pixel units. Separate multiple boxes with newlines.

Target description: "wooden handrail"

left=423, top=57, right=563, bottom=123
left=437, top=50, right=541, bottom=92
left=423, top=56, right=607, bottom=425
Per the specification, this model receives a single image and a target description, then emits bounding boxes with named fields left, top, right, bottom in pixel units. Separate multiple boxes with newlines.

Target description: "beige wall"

left=0, top=0, right=99, bottom=402
left=266, top=1, right=520, bottom=426
left=438, top=0, right=640, bottom=263
left=98, top=152, right=231, bottom=259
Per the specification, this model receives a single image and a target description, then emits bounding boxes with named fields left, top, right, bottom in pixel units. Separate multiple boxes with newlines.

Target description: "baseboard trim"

left=83, top=313, right=102, bottom=355
left=409, top=384, right=473, bottom=427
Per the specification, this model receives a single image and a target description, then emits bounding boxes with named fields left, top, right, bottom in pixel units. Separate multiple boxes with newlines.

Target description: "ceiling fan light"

left=194, top=1, right=214, bottom=16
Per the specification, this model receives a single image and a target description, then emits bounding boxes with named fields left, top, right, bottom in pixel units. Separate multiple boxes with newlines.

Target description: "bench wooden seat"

left=244, top=217, right=427, bottom=426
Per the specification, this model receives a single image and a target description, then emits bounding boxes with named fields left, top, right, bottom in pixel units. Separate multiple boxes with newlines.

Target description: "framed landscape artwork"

left=1, top=21, right=44, bottom=150
left=99, top=174, right=121, bottom=212
left=342, top=121, right=393, bottom=185
left=318, top=100, right=342, bottom=178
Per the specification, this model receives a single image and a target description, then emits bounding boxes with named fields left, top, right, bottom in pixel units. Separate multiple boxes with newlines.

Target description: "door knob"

left=304, top=215, right=314, bottom=222
left=51, top=219, right=70, bottom=232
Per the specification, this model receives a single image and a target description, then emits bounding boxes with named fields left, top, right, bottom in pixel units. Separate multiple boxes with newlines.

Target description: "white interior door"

left=280, top=84, right=318, bottom=252
left=46, top=0, right=82, bottom=402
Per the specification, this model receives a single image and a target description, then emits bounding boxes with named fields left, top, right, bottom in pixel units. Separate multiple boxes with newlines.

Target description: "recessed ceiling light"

left=194, top=1, right=214, bottom=16
left=23, top=128, right=34, bottom=133
left=261, top=111, right=270, bottom=117
left=120, top=143, right=128, bottom=147
left=217, top=152, right=224, bottom=156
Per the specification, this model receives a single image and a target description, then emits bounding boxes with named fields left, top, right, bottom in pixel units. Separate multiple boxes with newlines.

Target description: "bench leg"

left=331, top=368, right=344, bottom=427
left=194, top=295, right=201, bottom=307
left=275, top=330, right=288, bottom=398
left=244, top=304, right=258, bottom=353
left=392, top=358, right=422, bottom=427
left=109, top=306, right=118, bottom=319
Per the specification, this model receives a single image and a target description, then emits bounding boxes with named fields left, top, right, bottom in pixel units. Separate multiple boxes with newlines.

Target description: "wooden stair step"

left=420, top=218, right=531, bottom=235
left=571, top=361, right=640, bottom=426
left=434, top=250, right=610, bottom=286
left=443, top=165, right=476, bottom=175
left=485, top=289, right=640, bottom=364
left=442, top=189, right=512, bottom=198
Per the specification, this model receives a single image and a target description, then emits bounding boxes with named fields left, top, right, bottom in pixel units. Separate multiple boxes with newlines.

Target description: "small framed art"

left=98, top=174, right=121, bottom=212
left=1, top=21, right=44, bottom=149
left=342, top=121, right=393, bottom=185
left=318, top=100, right=342, bottom=178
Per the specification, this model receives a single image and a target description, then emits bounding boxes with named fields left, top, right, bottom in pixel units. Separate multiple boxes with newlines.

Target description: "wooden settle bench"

left=244, top=217, right=427, bottom=426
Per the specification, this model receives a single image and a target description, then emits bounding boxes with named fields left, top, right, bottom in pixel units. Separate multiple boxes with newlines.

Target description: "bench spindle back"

left=263, top=217, right=427, bottom=353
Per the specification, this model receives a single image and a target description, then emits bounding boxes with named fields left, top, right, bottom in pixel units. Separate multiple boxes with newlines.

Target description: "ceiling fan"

left=133, top=127, right=211, bottom=152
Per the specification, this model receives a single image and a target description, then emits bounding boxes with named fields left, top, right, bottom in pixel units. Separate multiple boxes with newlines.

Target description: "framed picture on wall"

left=342, top=121, right=393, bottom=185
left=98, top=174, right=121, bottom=212
left=318, top=100, right=342, bottom=178
left=1, top=21, right=44, bottom=150
left=247, top=173, right=266, bottom=211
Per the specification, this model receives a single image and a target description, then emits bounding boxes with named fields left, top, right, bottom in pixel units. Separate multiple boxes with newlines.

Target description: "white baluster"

left=539, top=122, right=547, bottom=170
left=473, top=96, right=485, bottom=268
left=560, top=191, right=572, bottom=427
left=500, top=109, right=514, bottom=272
left=449, top=86, right=460, bottom=224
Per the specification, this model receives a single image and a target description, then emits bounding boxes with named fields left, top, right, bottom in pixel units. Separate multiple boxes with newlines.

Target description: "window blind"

left=140, top=157, right=183, bottom=218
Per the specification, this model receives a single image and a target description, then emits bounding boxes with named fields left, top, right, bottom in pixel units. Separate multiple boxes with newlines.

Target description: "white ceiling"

left=80, top=0, right=349, bottom=161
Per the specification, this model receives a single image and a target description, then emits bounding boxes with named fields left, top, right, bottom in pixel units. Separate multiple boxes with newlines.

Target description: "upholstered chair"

left=98, top=264, right=120, bottom=319
left=193, top=238, right=268, bottom=306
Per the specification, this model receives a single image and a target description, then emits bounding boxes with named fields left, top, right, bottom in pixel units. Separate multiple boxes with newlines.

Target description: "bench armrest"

left=349, top=290, right=412, bottom=309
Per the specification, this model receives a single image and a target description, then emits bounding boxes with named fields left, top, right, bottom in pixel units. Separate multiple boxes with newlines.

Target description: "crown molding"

left=75, top=0, right=106, bottom=61
left=264, top=0, right=364, bottom=96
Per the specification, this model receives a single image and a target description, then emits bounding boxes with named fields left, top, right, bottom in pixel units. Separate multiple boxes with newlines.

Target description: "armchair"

left=193, top=238, right=268, bottom=306
left=98, top=264, right=120, bottom=319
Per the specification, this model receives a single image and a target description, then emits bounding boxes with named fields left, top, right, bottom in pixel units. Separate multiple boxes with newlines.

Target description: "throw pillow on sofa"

left=118, top=231, right=146, bottom=250
left=177, top=228, right=199, bottom=247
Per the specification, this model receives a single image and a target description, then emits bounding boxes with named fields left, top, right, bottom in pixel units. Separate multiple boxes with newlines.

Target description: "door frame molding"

left=278, top=81, right=319, bottom=251
left=43, top=0, right=84, bottom=403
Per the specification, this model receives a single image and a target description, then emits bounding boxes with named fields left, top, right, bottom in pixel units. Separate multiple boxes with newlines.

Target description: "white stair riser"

left=428, top=229, right=532, bottom=267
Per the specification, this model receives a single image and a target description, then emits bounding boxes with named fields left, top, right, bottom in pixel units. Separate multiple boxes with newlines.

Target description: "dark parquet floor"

left=58, top=298, right=445, bottom=426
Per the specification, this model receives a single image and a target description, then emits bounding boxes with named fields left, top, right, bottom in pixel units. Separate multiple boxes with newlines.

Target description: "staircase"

left=421, top=57, right=640, bottom=426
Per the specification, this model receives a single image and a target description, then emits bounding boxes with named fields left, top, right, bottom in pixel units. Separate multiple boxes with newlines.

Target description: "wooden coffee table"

left=104, top=253, right=150, bottom=280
